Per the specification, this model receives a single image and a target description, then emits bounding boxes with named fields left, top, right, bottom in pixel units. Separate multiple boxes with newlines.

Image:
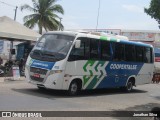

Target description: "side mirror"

left=75, top=40, right=81, bottom=48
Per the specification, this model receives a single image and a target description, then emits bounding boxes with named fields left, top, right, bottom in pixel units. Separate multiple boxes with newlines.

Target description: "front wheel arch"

left=68, top=79, right=82, bottom=96
left=125, top=77, right=135, bottom=92
left=126, top=77, right=136, bottom=86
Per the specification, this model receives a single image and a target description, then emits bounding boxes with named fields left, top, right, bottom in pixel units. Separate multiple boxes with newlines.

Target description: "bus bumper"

left=25, top=66, right=68, bottom=90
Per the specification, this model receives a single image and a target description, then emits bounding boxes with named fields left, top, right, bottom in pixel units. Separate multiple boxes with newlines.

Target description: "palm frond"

left=45, top=10, right=59, bottom=18
left=43, top=16, right=59, bottom=31
left=47, top=0, right=58, bottom=8
left=49, top=4, right=64, bottom=14
left=20, top=4, right=38, bottom=12
left=32, top=0, right=40, bottom=10
left=23, top=14, right=39, bottom=23
left=49, top=16, right=64, bottom=31
left=24, top=15, right=40, bottom=29
left=21, top=0, right=64, bottom=33
left=38, top=0, right=47, bottom=13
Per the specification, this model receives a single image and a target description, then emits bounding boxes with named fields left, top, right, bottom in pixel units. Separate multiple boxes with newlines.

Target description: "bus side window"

left=100, top=41, right=111, bottom=61
left=143, top=47, right=152, bottom=63
left=125, top=44, right=135, bottom=62
left=68, top=37, right=90, bottom=61
left=135, top=46, right=143, bottom=62
left=113, top=43, right=125, bottom=61
left=90, top=39, right=99, bottom=60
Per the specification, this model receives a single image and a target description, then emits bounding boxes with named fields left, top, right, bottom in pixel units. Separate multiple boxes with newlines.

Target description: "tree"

left=144, top=0, right=160, bottom=28
left=21, top=0, right=64, bottom=34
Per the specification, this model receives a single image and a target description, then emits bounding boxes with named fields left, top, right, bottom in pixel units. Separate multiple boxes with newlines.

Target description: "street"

left=0, top=78, right=159, bottom=120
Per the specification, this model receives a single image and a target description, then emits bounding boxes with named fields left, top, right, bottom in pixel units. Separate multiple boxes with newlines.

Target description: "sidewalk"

left=0, top=76, right=25, bottom=82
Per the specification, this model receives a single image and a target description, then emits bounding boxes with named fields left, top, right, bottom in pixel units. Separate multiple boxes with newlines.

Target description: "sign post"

left=12, top=66, right=20, bottom=80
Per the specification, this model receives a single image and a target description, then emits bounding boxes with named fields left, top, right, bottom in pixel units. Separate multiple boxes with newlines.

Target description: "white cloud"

left=122, top=4, right=143, bottom=13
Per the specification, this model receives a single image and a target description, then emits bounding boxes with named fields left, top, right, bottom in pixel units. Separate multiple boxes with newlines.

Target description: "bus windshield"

left=30, top=34, right=75, bottom=62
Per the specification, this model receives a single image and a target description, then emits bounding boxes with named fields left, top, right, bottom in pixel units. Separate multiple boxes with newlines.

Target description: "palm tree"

left=21, top=0, right=64, bottom=34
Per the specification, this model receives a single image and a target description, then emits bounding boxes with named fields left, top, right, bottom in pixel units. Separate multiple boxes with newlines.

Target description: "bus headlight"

left=49, top=70, right=63, bottom=75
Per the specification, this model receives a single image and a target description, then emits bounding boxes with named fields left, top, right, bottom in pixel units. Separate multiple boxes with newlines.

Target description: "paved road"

left=0, top=78, right=159, bottom=120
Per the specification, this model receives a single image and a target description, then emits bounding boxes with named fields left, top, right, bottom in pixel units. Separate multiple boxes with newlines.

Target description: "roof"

left=46, top=31, right=78, bottom=36
left=121, top=29, right=160, bottom=33
left=45, top=31, right=152, bottom=48
left=0, top=16, right=41, bottom=41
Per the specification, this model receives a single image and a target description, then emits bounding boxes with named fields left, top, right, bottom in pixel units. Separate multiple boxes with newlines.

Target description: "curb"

left=0, top=77, right=25, bottom=82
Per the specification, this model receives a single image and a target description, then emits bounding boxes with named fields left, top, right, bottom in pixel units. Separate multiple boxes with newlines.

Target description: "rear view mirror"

left=75, top=40, right=81, bottom=48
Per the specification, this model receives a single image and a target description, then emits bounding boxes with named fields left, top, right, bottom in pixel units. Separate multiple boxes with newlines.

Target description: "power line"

left=0, top=0, right=16, bottom=8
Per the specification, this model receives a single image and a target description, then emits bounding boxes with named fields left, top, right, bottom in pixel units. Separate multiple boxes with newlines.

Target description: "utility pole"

left=10, top=6, right=18, bottom=60
left=14, top=6, right=18, bottom=21
left=96, top=0, right=101, bottom=31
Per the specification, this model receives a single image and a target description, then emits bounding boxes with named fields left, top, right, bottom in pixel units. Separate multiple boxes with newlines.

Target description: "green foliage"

left=144, top=0, right=160, bottom=28
left=21, top=0, right=64, bottom=34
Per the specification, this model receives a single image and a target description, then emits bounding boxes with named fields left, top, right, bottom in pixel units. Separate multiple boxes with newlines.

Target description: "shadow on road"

left=12, top=87, right=148, bottom=99
left=113, top=103, right=160, bottom=120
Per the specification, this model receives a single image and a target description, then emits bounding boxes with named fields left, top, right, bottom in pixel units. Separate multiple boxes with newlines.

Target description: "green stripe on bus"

left=86, top=76, right=98, bottom=89
left=100, top=36, right=119, bottom=42
left=83, top=60, right=96, bottom=86
left=95, top=61, right=105, bottom=72
left=83, top=60, right=95, bottom=74
left=110, top=38, right=117, bottom=42
left=100, top=36, right=108, bottom=41
left=83, top=76, right=92, bottom=86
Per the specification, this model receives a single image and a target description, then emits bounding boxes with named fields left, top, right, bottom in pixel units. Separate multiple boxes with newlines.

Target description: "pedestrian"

left=0, top=57, right=3, bottom=66
left=19, top=58, right=24, bottom=73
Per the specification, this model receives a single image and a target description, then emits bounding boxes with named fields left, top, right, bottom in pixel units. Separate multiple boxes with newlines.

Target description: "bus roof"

left=46, top=31, right=153, bottom=48
left=46, top=31, right=78, bottom=36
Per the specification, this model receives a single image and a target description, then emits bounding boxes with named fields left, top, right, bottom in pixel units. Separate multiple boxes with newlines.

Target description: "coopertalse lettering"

left=110, top=64, right=137, bottom=70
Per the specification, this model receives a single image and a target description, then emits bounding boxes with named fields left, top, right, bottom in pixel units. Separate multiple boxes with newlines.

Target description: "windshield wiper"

left=33, top=50, right=42, bottom=57
left=43, top=53, right=55, bottom=57
left=42, top=51, right=59, bottom=60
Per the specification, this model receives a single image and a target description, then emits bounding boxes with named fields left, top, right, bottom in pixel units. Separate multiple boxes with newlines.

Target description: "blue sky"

left=0, top=0, right=159, bottom=30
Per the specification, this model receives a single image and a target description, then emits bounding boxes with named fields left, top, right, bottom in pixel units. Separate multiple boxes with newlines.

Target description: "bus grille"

left=30, top=67, right=48, bottom=75
left=30, top=76, right=44, bottom=82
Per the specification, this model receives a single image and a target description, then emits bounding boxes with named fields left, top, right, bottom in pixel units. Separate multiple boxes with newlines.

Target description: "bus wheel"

left=37, top=86, right=46, bottom=91
left=125, top=80, right=133, bottom=92
left=68, top=81, right=79, bottom=96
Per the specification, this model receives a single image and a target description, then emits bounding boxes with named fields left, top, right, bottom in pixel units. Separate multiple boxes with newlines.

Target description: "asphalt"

left=0, top=77, right=159, bottom=120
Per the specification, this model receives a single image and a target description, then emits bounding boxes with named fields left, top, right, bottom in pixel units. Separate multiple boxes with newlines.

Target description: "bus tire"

left=37, top=86, right=46, bottom=91
left=125, top=80, right=133, bottom=92
left=68, top=81, right=79, bottom=96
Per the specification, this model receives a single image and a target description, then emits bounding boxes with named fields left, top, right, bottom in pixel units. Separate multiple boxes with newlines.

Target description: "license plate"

left=155, top=57, right=160, bottom=62
left=33, top=74, right=40, bottom=78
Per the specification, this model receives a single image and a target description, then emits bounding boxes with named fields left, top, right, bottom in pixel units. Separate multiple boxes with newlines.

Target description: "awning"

left=0, top=16, right=41, bottom=41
